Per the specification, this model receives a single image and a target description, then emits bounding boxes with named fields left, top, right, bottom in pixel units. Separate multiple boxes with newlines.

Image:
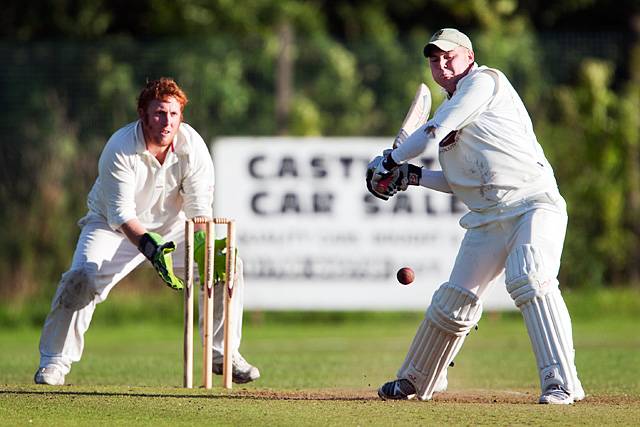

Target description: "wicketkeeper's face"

left=139, top=97, right=183, bottom=149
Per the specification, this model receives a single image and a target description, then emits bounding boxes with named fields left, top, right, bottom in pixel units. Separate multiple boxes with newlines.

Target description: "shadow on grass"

left=0, top=387, right=376, bottom=401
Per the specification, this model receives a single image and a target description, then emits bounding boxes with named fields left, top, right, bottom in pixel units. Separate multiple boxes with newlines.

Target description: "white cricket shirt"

left=85, top=120, right=214, bottom=233
left=393, top=64, right=560, bottom=227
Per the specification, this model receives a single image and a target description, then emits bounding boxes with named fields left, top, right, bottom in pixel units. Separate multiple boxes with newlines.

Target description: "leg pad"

left=397, top=283, right=482, bottom=400
left=506, top=244, right=583, bottom=396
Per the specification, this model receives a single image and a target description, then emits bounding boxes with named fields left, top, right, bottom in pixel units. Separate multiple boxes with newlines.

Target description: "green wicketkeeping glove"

left=193, top=231, right=234, bottom=283
left=138, top=232, right=184, bottom=290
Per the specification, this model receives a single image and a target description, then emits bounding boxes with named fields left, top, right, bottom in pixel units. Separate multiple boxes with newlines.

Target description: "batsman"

left=34, top=78, right=259, bottom=386
left=367, top=28, right=584, bottom=404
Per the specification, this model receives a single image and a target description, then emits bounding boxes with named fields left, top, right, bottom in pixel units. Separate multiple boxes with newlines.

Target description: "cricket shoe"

left=34, top=367, right=65, bottom=386
left=378, top=379, right=417, bottom=400
left=213, top=352, right=260, bottom=384
left=538, top=384, right=574, bottom=404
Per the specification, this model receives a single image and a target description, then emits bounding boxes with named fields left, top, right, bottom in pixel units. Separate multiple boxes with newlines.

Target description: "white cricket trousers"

left=38, top=215, right=245, bottom=375
left=450, top=195, right=567, bottom=297
left=396, top=192, right=581, bottom=400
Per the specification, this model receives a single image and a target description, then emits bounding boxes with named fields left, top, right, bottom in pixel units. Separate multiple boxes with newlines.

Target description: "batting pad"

left=397, top=283, right=482, bottom=400
left=506, top=244, right=582, bottom=396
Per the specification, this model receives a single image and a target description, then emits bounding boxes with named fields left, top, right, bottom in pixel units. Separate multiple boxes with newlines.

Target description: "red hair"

left=137, top=77, right=189, bottom=112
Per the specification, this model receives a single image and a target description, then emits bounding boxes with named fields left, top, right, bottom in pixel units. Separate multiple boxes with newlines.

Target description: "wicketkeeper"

left=34, top=78, right=259, bottom=386
left=367, top=28, right=584, bottom=404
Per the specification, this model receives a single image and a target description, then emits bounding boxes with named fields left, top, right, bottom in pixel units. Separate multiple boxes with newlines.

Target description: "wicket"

left=184, top=217, right=237, bottom=389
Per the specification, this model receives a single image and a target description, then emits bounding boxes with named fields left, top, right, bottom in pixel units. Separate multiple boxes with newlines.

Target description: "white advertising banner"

left=212, top=137, right=514, bottom=311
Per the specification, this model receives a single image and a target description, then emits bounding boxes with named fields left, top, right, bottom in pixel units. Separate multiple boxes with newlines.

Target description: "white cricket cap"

left=423, top=28, right=473, bottom=57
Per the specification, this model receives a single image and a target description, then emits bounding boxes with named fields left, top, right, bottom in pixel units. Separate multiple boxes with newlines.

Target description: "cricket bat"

left=392, top=83, right=431, bottom=148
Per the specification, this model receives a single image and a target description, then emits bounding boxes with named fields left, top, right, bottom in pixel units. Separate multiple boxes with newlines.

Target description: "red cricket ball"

left=396, top=267, right=415, bottom=285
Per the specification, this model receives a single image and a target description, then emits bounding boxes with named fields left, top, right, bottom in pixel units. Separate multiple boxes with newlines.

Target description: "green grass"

left=1, top=288, right=639, bottom=425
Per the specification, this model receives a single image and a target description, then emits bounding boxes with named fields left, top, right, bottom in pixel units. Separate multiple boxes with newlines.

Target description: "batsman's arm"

left=391, top=73, right=495, bottom=165
left=430, top=71, right=496, bottom=133
left=394, top=71, right=496, bottom=164
left=384, top=164, right=452, bottom=196
left=420, top=169, right=452, bottom=193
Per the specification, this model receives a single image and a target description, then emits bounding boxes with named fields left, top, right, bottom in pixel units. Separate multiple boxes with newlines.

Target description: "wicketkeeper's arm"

left=121, top=219, right=185, bottom=290
left=120, top=218, right=147, bottom=248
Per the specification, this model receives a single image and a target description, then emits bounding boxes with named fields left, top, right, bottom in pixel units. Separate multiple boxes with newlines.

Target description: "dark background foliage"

left=1, top=0, right=639, bottom=306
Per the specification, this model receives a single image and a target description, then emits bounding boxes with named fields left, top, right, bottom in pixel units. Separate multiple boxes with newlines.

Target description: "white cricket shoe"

left=213, top=352, right=260, bottom=384
left=34, top=367, right=65, bottom=386
left=539, top=384, right=574, bottom=404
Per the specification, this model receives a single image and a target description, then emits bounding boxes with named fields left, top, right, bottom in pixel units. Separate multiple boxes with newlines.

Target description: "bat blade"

left=393, top=83, right=431, bottom=148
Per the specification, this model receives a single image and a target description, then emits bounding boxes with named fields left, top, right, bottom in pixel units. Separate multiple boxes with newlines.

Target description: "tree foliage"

left=1, top=0, right=638, bottom=302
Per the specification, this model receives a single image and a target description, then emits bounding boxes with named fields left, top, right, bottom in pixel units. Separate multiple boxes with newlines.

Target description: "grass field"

left=1, top=289, right=639, bottom=425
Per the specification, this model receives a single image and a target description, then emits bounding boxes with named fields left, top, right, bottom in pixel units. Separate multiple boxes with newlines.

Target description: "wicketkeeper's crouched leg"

left=397, top=283, right=483, bottom=400
left=37, top=215, right=147, bottom=385
left=38, top=267, right=100, bottom=378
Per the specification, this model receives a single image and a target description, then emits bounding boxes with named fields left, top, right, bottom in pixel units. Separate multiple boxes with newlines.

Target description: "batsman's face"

left=429, top=46, right=474, bottom=94
left=139, top=97, right=183, bottom=149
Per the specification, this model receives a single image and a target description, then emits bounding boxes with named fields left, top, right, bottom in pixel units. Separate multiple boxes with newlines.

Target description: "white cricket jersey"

left=85, top=120, right=214, bottom=233
left=393, top=64, right=560, bottom=228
